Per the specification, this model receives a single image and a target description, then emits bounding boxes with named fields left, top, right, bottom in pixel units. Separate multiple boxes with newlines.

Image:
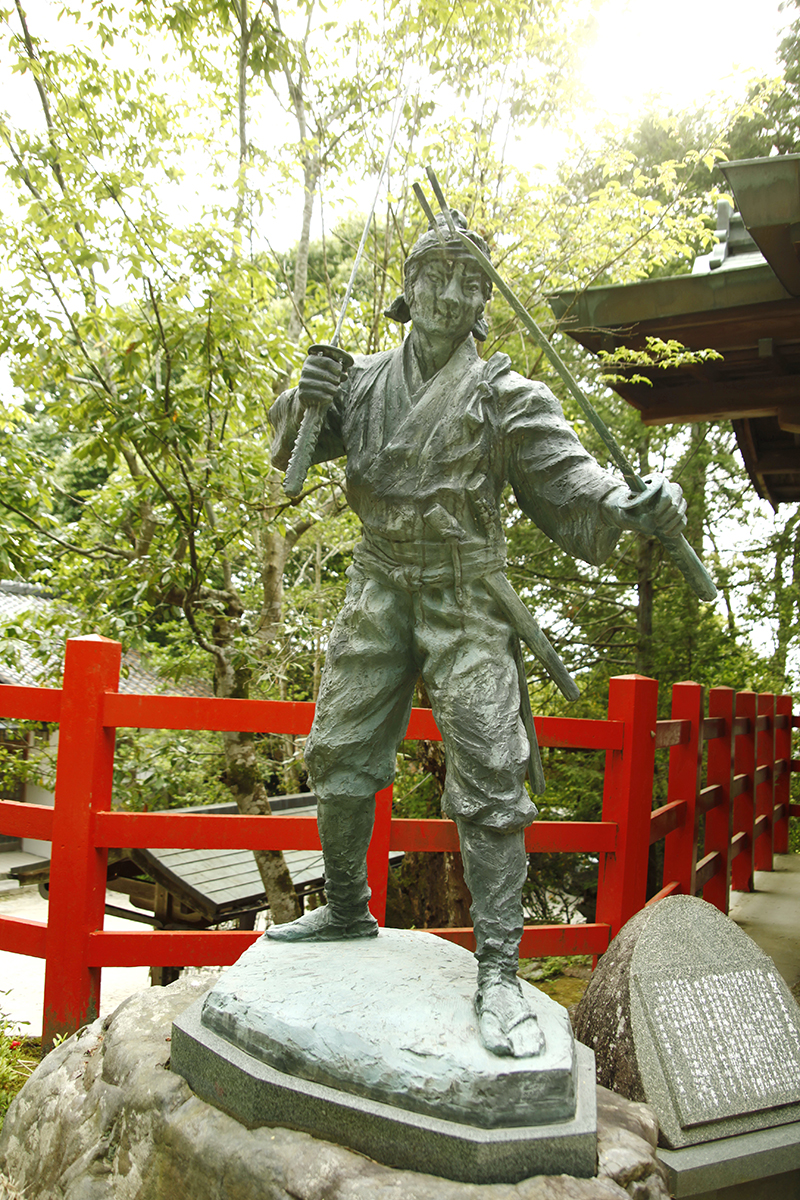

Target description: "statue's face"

left=406, top=256, right=485, bottom=344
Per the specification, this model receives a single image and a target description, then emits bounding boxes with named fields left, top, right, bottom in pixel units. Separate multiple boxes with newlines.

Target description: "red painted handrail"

left=0, top=637, right=796, bottom=1045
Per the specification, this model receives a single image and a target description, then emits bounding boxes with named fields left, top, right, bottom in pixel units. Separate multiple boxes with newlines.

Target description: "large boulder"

left=0, top=973, right=668, bottom=1200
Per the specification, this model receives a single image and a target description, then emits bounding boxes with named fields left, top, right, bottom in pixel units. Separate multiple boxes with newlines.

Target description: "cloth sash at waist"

left=354, top=529, right=505, bottom=592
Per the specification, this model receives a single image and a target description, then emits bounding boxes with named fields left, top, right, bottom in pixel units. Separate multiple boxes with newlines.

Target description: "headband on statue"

left=384, top=210, right=492, bottom=340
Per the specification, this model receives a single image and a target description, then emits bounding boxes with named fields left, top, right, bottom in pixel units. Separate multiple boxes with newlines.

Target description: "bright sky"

left=581, top=0, right=786, bottom=117
left=1, top=0, right=789, bottom=130
left=0, top=0, right=791, bottom=251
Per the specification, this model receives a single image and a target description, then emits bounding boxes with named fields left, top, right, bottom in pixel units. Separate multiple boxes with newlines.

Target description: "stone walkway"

left=729, top=851, right=800, bottom=994
left=0, top=884, right=150, bottom=1037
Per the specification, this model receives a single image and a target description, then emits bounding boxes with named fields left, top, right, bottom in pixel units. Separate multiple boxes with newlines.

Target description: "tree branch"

left=144, top=277, right=173, bottom=412
left=0, top=496, right=132, bottom=560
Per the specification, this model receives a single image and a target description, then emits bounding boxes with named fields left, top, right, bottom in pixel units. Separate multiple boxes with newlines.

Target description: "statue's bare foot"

left=476, top=979, right=546, bottom=1058
left=265, top=903, right=378, bottom=943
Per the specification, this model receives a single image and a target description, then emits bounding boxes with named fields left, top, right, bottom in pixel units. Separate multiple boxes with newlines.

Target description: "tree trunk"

left=213, top=605, right=301, bottom=925
left=635, top=535, right=655, bottom=677
left=287, top=154, right=320, bottom=343
left=677, top=423, right=708, bottom=680
left=634, top=434, right=655, bottom=677
left=771, top=510, right=800, bottom=689
left=221, top=727, right=301, bottom=925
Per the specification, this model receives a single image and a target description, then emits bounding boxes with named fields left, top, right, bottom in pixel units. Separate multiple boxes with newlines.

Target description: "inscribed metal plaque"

left=634, top=967, right=800, bottom=1128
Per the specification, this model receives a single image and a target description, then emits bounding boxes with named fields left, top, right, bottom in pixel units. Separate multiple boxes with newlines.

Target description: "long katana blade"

left=283, top=95, right=407, bottom=498
left=419, top=168, right=717, bottom=603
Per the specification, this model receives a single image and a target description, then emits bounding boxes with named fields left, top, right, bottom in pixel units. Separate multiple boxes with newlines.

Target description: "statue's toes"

left=507, top=1011, right=546, bottom=1058
left=476, top=982, right=546, bottom=1059
left=477, top=1009, right=513, bottom=1057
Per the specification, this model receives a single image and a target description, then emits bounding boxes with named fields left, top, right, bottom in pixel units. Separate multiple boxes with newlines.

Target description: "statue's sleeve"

left=268, top=385, right=346, bottom=472
left=499, top=372, right=622, bottom=567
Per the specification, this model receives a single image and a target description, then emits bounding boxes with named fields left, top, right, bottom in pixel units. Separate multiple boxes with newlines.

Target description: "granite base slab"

left=196, top=929, right=580, bottom=1131
left=171, top=999, right=598, bottom=1184
left=657, top=1118, right=800, bottom=1199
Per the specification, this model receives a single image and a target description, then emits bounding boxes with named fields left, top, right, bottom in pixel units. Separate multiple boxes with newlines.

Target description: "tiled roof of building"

left=0, top=584, right=213, bottom=698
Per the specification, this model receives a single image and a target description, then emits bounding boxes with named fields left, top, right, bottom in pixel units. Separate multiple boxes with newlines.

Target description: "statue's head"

left=385, top=210, right=492, bottom=341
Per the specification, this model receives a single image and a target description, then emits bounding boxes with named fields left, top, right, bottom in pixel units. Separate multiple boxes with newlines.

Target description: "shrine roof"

left=548, top=155, right=800, bottom=507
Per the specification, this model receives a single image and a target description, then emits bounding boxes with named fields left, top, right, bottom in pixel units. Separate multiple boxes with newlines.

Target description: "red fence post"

left=367, top=784, right=393, bottom=925
left=754, top=693, right=775, bottom=872
left=703, top=687, right=735, bottom=913
left=731, top=691, right=756, bottom=894
left=596, top=675, right=658, bottom=939
left=43, top=637, right=121, bottom=1049
left=662, top=681, right=704, bottom=897
left=774, top=693, right=793, bottom=855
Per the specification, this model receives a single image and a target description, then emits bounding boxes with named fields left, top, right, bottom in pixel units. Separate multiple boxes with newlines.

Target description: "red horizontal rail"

left=387, top=819, right=617, bottom=854
left=431, top=923, right=611, bottom=958
left=649, top=799, right=687, bottom=845
left=521, top=923, right=611, bottom=957
left=0, top=685, right=62, bottom=723
left=93, top=812, right=619, bottom=855
left=95, top=811, right=320, bottom=851
left=731, top=830, right=750, bottom=857
left=0, top=915, right=47, bottom=958
left=388, top=818, right=458, bottom=852
left=534, top=717, right=623, bottom=751
left=88, top=928, right=260, bottom=967
left=647, top=881, right=681, bottom=905
left=732, top=773, right=750, bottom=797
left=529, top=821, right=617, bottom=853
left=103, top=692, right=624, bottom=752
left=0, top=798, right=54, bottom=840
left=655, top=719, right=691, bottom=749
left=697, top=783, right=724, bottom=815
left=86, top=923, right=612, bottom=966
left=695, top=850, right=722, bottom=890
left=104, top=693, right=317, bottom=736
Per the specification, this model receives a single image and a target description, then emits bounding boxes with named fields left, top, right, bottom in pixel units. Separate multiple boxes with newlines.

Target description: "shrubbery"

left=0, top=995, right=36, bottom=1129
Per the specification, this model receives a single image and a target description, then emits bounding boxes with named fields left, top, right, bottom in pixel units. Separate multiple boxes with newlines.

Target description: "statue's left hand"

left=603, top=473, right=687, bottom=537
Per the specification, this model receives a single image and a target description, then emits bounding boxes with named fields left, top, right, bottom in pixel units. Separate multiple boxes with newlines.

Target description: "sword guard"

left=308, top=343, right=355, bottom=370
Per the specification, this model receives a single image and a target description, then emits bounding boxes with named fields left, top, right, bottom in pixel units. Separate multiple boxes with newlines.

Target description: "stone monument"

left=574, top=896, right=800, bottom=1196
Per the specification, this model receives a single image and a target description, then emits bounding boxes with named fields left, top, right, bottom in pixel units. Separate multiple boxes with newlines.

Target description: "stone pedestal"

left=171, top=928, right=598, bottom=1184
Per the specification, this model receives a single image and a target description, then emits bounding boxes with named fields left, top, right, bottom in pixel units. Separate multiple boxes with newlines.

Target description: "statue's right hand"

left=298, top=353, right=344, bottom=412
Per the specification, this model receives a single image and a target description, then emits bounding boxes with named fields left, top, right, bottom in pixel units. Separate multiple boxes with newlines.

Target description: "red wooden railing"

left=0, top=637, right=797, bottom=1047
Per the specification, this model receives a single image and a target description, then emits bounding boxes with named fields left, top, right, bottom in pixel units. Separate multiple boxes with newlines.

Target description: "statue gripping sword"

left=267, top=176, right=708, bottom=1059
